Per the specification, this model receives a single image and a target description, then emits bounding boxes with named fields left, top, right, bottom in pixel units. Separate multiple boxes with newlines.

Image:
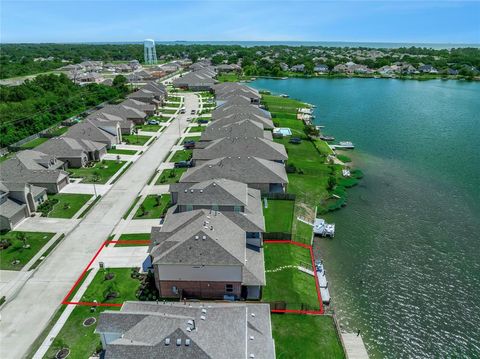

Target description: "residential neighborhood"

left=1, top=59, right=354, bottom=359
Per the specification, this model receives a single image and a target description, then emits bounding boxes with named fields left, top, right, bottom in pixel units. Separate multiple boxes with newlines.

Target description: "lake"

left=250, top=78, right=480, bottom=358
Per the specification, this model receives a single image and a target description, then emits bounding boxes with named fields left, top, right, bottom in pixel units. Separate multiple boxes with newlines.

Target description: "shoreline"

left=247, top=73, right=480, bottom=82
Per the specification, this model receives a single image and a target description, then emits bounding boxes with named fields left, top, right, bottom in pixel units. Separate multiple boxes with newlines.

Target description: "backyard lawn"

left=123, top=134, right=152, bottom=146
left=68, top=160, right=126, bottom=184
left=263, top=199, right=295, bottom=233
left=20, top=137, right=49, bottom=149
left=115, top=233, right=150, bottom=247
left=107, top=148, right=137, bottom=155
left=43, top=193, right=93, bottom=218
left=134, top=194, right=171, bottom=219
left=169, top=149, right=192, bottom=163
left=263, top=242, right=319, bottom=311
left=271, top=314, right=345, bottom=359
left=0, top=231, right=55, bottom=270
left=155, top=168, right=187, bottom=184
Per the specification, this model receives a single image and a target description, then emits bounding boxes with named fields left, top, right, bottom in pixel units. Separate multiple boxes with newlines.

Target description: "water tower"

left=144, top=39, right=157, bottom=65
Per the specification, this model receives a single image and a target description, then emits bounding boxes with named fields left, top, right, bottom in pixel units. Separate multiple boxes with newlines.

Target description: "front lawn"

left=169, top=149, right=192, bottom=163
left=134, top=194, right=171, bottom=219
left=271, top=314, right=345, bottom=359
left=263, top=199, right=295, bottom=233
left=162, top=108, right=178, bottom=114
left=40, top=193, right=93, bottom=218
left=0, top=231, right=55, bottom=270
left=123, top=134, right=152, bottom=146
left=107, top=148, right=137, bottom=155
left=68, top=160, right=126, bottom=184
left=263, top=243, right=319, bottom=311
left=136, top=124, right=163, bottom=132
left=20, top=137, right=49, bottom=149
left=188, top=125, right=206, bottom=133
left=115, top=233, right=150, bottom=247
left=155, top=168, right=187, bottom=184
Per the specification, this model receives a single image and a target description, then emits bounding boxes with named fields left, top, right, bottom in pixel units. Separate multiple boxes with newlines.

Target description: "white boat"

left=313, top=218, right=335, bottom=237
left=335, top=141, right=355, bottom=149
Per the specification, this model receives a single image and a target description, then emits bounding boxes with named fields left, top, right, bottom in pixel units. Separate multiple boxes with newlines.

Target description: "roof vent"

left=190, top=189, right=194, bottom=193
left=208, top=165, right=212, bottom=168
left=184, top=189, right=188, bottom=193
left=250, top=336, right=254, bottom=340
left=185, top=339, right=191, bottom=346
left=251, top=313, right=256, bottom=317
left=200, top=315, right=206, bottom=320
left=201, top=308, right=207, bottom=314
left=212, top=183, right=216, bottom=186
left=249, top=355, right=255, bottom=359
left=202, top=235, right=206, bottom=240
left=165, top=338, right=171, bottom=346
left=187, top=319, right=194, bottom=326
left=200, top=189, right=203, bottom=193
left=176, top=338, right=182, bottom=346
left=186, top=327, right=192, bottom=332
left=195, top=235, right=199, bottom=240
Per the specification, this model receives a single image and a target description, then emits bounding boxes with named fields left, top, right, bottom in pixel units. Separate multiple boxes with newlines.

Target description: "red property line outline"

left=63, top=239, right=324, bottom=315
left=264, top=240, right=324, bottom=315
left=62, top=240, right=150, bottom=307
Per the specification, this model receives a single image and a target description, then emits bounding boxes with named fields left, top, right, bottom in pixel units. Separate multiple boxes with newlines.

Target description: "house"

left=0, top=150, right=69, bottom=194
left=279, top=62, right=289, bottom=71
left=314, top=64, right=329, bottom=73
left=169, top=178, right=265, bottom=241
left=291, top=64, right=305, bottom=72
left=127, top=89, right=161, bottom=107
left=212, top=103, right=272, bottom=122
left=142, top=82, right=168, bottom=102
left=200, top=119, right=272, bottom=142
left=192, top=137, right=287, bottom=166
left=180, top=156, right=288, bottom=194
left=173, top=71, right=218, bottom=91
left=0, top=182, right=48, bottom=230
left=210, top=112, right=274, bottom=130
left=92, top=104, right=147, bottom=126
left=96, top=301, right=275, bottom=359
left=76, top=72, right=103, bottom=84
left=333, top=64, right=348, bottom=73
left=121, top=99, right=156, bottom=116
left=212, top=84, right=261, bottom=105
left=64, top=118, right=122, bottom=148
left=149, top=209, right=266, bottom=299
left=418, top=64, right=438, bottom=74
left=215, top=64, right=241, bottom=73
left=88, top=112, right=134, bottom=135
left=447, top=68, right=459, bottom=76
left=36, top=137, right=107, bottom=168
left=129, top=59, right=141, bottom=71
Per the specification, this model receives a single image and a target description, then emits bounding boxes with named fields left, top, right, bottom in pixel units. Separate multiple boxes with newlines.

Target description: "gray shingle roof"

left=170, top=178, right=248, bottom=207
left=212, top=104, right=271, bottom=121
left=36, top=137, right=106, bottom=158
left=65, top=119, right=118, bottom=144
left=200, top=119, right=266, bottom=141
left=96, top=301, right=275, bottom=359
left=193, top=137, right=287, bottom=162
left=180, top=157, right=288, bottom=185
left=211, top=112, right=274, bottom=130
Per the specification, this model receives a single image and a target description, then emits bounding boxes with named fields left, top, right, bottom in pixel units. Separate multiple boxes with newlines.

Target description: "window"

left=186, top=205, right=193, bottom=212
left=225, top=284, right=234, bottom=293
left=212, top=204, right=219, bottom=211
left=172, top=286, right=178, bottom=294
left=234, top=206, right=241, bottom=213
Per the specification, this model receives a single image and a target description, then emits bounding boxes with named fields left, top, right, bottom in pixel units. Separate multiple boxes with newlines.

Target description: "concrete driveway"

left=15, top=217, right=80, bottom=233
left=0, top=92, right=198, bottom=359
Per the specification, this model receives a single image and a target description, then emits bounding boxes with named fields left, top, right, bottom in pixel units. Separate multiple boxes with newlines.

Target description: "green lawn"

left=162, top=108, right=178, bottom=114
left=123, top=134, right=152, bottom=146
left=262, top=94, right=307, bottom=114
left=20, top=137, right=49, bottom=149
left=123, top=196, right=141, bottom=219
left=183, top=136, right=201, bottom=143
left=263, top=199, right=295, bottom=233
left=44, top=193, right=93, bottom=218
left=107, top=148, right=137, bottom=155
left=263, top=243, right=319, bottom=311
left=134, top=194, right=171, bottom=219
left=165, top=101, right=181, bottom=108
left=188, top=126, right=206, bottom=133
left=68, top=160, right=126, bottom=184
left=115, top=233, right=150, bottom=247
left=169, top=149, right=192, bottom=163
left=294, top=220, right=314, bottom=245
left=43, top=268, right=160, bottom=358
left=271, top=314, right=345, bottom=359
left=0, top=231, right=55, bottom=270
left=48, top=126, right=69, bottom=136
left=148, top=115, right=170, bottom=122
left=155, top=168, right=187, bottom=184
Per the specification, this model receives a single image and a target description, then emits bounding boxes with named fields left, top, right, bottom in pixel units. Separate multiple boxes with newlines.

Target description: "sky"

left=1, top=0, right=479, bottom=44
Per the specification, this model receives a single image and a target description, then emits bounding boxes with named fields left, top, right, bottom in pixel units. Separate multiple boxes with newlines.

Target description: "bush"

left=37, top=198, right=59, bottom=217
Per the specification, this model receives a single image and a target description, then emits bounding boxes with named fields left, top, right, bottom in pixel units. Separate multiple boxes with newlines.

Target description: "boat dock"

left=313, top=218, right=335, bottom=237
left=331, top=141, right=355, bottom=150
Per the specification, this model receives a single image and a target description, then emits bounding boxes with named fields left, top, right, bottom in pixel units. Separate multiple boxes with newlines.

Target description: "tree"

left=327, top=176, right=337, bottom=191
left=154, top=195, right=161, bottom=207
left=112, top=74, right=127, bottom=89
left=16, top=232, right=28, bottom=248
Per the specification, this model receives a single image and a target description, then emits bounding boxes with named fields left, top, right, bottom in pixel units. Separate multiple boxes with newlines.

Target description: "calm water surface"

left=251, top=78, right=480, bottom=358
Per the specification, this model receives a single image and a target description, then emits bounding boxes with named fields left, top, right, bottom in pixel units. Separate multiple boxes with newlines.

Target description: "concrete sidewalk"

left=0, top=93, right=198, bottom=359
